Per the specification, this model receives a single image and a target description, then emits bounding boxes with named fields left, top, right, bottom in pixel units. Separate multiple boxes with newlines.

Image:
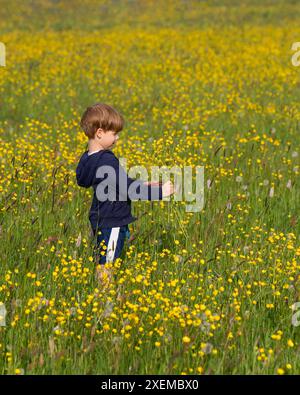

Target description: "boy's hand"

left=143, top=180, right=174, bottom=198
left=162, top=181, right=175, bottom=198
left=143, top=181, right=162, bottom=186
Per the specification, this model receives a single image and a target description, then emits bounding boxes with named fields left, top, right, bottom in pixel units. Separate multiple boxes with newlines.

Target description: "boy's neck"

left=88, top=139, right=104, bottom=153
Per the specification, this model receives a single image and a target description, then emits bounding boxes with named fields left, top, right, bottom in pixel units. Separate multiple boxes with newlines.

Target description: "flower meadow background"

left=0, top=0, right=300, bottom=375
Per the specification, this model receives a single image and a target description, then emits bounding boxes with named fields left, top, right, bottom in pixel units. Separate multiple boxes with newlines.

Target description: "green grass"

left=0, top=0, right=300, bottom=375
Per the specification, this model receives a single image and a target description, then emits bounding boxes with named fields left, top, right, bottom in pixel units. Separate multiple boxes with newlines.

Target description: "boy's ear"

left=96, top=128, right=103, bottom=139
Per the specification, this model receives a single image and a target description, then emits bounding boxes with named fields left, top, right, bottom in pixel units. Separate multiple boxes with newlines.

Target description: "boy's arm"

left=96, top=152, right=163, bottom=201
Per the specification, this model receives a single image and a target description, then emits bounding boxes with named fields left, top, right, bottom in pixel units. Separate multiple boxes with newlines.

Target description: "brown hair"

left=80, top=103, right=124, bottom=138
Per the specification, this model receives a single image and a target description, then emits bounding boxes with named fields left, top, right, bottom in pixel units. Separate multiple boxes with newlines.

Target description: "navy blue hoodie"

left=76, top=149, right=163, bottom=230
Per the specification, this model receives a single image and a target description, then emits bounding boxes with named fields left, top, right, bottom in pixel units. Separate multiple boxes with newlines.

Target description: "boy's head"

left=80, top=103, right=124, bottom=149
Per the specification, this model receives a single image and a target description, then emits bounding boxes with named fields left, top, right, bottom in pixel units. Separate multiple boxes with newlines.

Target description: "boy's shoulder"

left=94, top=149, right=118, bottom=163
left=76, top=149, right=119, bottom=188
left=77, top=149, right=119, bottom=171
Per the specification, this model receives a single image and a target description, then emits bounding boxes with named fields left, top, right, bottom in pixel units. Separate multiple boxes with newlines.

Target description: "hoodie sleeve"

left=96, top=151, right=163, bottom=201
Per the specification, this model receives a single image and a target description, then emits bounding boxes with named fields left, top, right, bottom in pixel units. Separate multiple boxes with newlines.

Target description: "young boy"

left=76, top=103, right=174, bottom=282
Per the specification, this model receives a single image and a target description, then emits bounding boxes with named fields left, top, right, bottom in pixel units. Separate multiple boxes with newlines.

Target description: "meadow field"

left=0, top=0, right=300, bottom=375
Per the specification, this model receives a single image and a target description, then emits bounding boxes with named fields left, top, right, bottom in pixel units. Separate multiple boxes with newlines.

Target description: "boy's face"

left=96, top=128, right=120, bottom=149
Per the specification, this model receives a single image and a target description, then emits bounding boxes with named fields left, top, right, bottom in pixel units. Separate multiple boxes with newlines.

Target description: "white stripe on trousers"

left=106, top=227, right=120, bottom=263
